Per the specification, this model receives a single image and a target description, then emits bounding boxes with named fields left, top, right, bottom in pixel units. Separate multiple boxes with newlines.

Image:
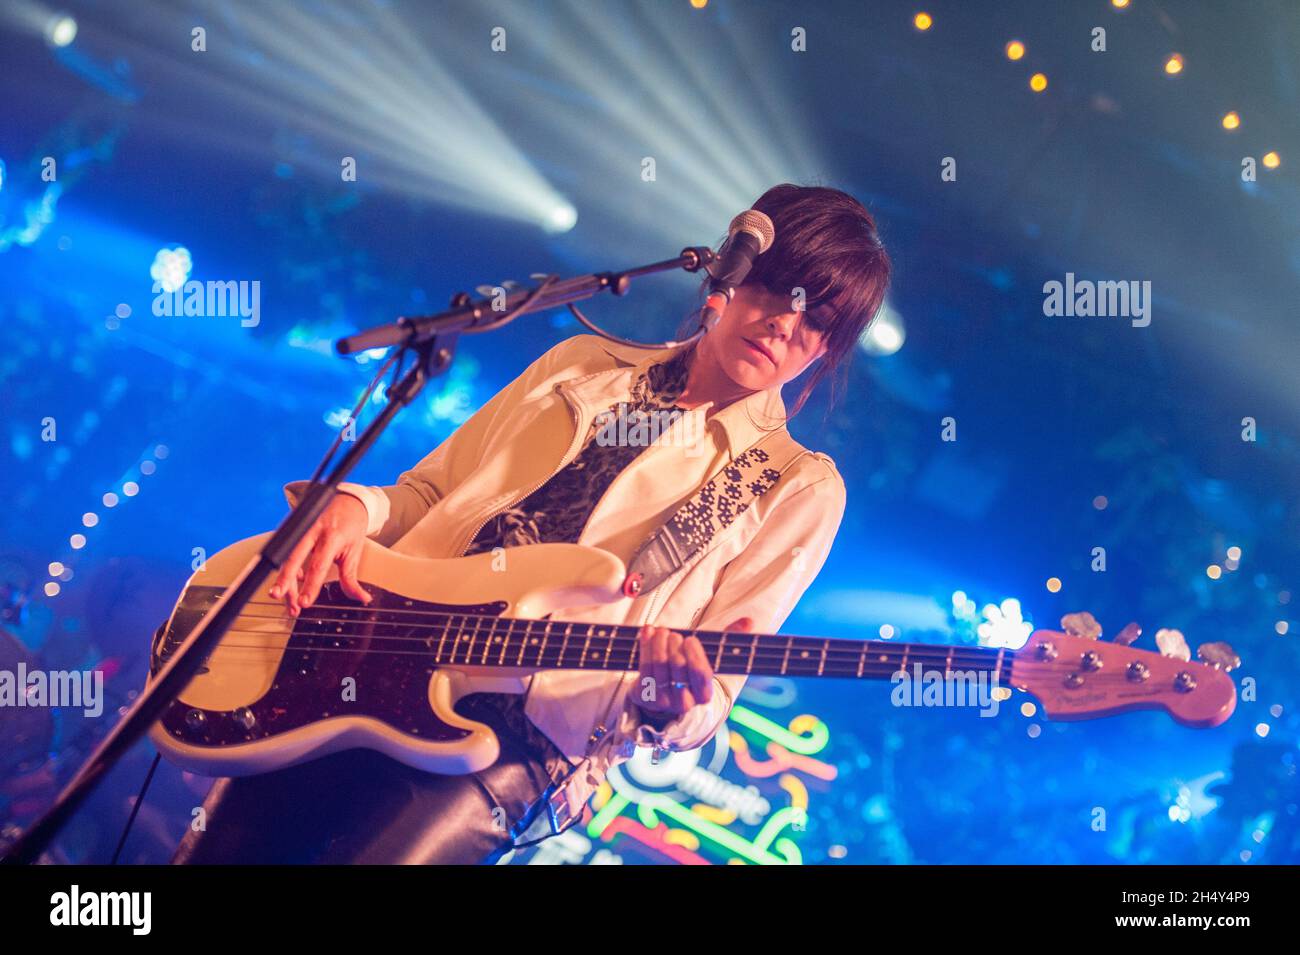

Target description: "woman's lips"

left=743, top=338, right=776, bottom=366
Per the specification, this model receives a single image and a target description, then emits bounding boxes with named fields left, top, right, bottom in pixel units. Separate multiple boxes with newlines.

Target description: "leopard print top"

left=461, top=343, right=696, bottom=557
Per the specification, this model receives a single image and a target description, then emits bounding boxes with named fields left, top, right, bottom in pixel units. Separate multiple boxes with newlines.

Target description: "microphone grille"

left=728, top=209, right=775, bottom=254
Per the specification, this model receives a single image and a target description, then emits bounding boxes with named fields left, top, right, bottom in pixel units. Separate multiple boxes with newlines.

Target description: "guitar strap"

left=620, top=426, right=812, bottom=600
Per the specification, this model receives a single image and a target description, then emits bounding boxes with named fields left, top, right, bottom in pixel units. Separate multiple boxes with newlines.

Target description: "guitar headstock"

left=1009, top=618, right=1238, bottom=728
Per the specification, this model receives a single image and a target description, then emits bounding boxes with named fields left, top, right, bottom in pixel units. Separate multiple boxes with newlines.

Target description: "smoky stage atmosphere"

left=1, top=0, right=1297, bottom=868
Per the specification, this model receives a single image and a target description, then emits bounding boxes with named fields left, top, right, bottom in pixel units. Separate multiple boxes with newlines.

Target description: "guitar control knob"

left=1064, top=672, right=1085, bottom=689
left=185, top=709, right=207, bottom=730
left=234, top=707, right=257, bottom=730
left=1080, top=650, right=1104, bottom=671
left=1126, top=661, right=1150, bottom=682
left=1036, top=641, right=1058, bottom=661
left=1173, top=671, right=1198, bottom=693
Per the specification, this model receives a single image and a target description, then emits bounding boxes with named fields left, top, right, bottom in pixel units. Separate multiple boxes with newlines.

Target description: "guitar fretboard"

left=290, top=599, right=1014, bottom=682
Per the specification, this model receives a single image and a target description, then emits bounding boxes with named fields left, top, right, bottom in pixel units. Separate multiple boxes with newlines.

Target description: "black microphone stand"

left=0, top=246, right=716, bottom=865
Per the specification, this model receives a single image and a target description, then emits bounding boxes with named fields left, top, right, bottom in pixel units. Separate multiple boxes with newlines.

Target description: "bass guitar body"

left=148, top=533, right=628, bottom=778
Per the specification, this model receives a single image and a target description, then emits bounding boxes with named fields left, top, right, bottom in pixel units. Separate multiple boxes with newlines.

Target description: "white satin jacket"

left=284, top=333, right=847, bottom=818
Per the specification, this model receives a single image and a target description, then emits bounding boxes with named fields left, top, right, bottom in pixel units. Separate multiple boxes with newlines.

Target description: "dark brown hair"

left=682, top=183, right=891, bottom=419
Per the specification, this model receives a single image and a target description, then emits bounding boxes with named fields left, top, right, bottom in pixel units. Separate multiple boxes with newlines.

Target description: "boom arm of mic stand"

left=336, top=247, right=716, bottom=354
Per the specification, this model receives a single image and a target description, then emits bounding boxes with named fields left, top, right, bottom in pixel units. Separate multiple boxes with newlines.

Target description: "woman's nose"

left=766, top=311, right=798, bottom=337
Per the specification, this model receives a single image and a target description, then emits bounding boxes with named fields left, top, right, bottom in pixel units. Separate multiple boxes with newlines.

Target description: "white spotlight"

left=46, top=14, right=77, bottom=48
left=858, top=300, right=906, bottom=356
left=150, top=246, right=193, bottom=294
left=544, top=201, right=578, bottom=234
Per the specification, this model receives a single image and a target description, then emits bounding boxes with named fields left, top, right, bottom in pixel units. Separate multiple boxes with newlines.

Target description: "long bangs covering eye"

left=679, top=183, right=891, bottom=419
left=747, top=183, right=892, bottom=416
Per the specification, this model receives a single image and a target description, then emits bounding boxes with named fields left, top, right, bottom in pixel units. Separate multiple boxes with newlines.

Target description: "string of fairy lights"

left=901, top=4, right=1290, bottom=648
left=908, top=2, right=1282, bottom=171
left=42, top=444, right=169, bottom=600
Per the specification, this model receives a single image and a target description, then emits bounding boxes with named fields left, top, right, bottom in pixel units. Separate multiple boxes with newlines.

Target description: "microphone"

left=699, top=209, right=775, bottom=331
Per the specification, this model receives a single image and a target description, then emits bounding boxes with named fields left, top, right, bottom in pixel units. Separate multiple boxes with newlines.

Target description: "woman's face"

left=706, top=283, right=829, bottom=391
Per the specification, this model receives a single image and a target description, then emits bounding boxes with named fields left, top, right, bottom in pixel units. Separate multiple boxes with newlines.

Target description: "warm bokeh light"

left=1030, top=73, right=1048, bottom=93
left=1020, top=702, right=1037, bottom=717
left=70, top=534, right=86, bottom=549
left=913, top=12, right=933, bottom=31
left=879, top=624, right=895, bottom=639
left=1278, top=621, right=1290, bottom=635
left=48, top=561, right=64, bottom=576
left=1263, top=151, right=1280, bottom=168
left=1111, top=0, right=1131, bottom=8
left=689, top=0, right=708, bottom=8
left=1046, top=577, right=1062, bottom=593
left=45, top=581, right=61, bottom=597
left=1093, top=495, right=1108, bottom=510
left=1005, top=40, right=1025, bottom=61
left=1226, top=546, right=1242, bottom=561
left=1222, top=111, right=1240, bottom=130
left=1206, top=564, right=1222, bottom=579
left=1164, top=54, right=1184, bottom=75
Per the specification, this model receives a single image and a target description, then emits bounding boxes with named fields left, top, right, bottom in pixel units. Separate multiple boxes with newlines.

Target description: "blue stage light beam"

left=444, top=0, right=825, bottom=256
left=92, top=0, right=577, bottom=234
left=0, top=0, right=68, bottom=44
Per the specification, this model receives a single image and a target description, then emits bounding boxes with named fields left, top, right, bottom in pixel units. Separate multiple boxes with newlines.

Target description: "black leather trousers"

left=170, top=693, right=579, bottom=865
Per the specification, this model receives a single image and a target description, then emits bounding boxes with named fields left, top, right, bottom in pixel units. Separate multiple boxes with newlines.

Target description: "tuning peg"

left=1196, top=642, right=1240, bottom=672
left=1155, top=628, right=1191, bottom=662
left=476, top=280, right=522, bottom=297
left=1113, top=622, right=1142, bottom=646
left=1061, top=611, right=1102, bottom=640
